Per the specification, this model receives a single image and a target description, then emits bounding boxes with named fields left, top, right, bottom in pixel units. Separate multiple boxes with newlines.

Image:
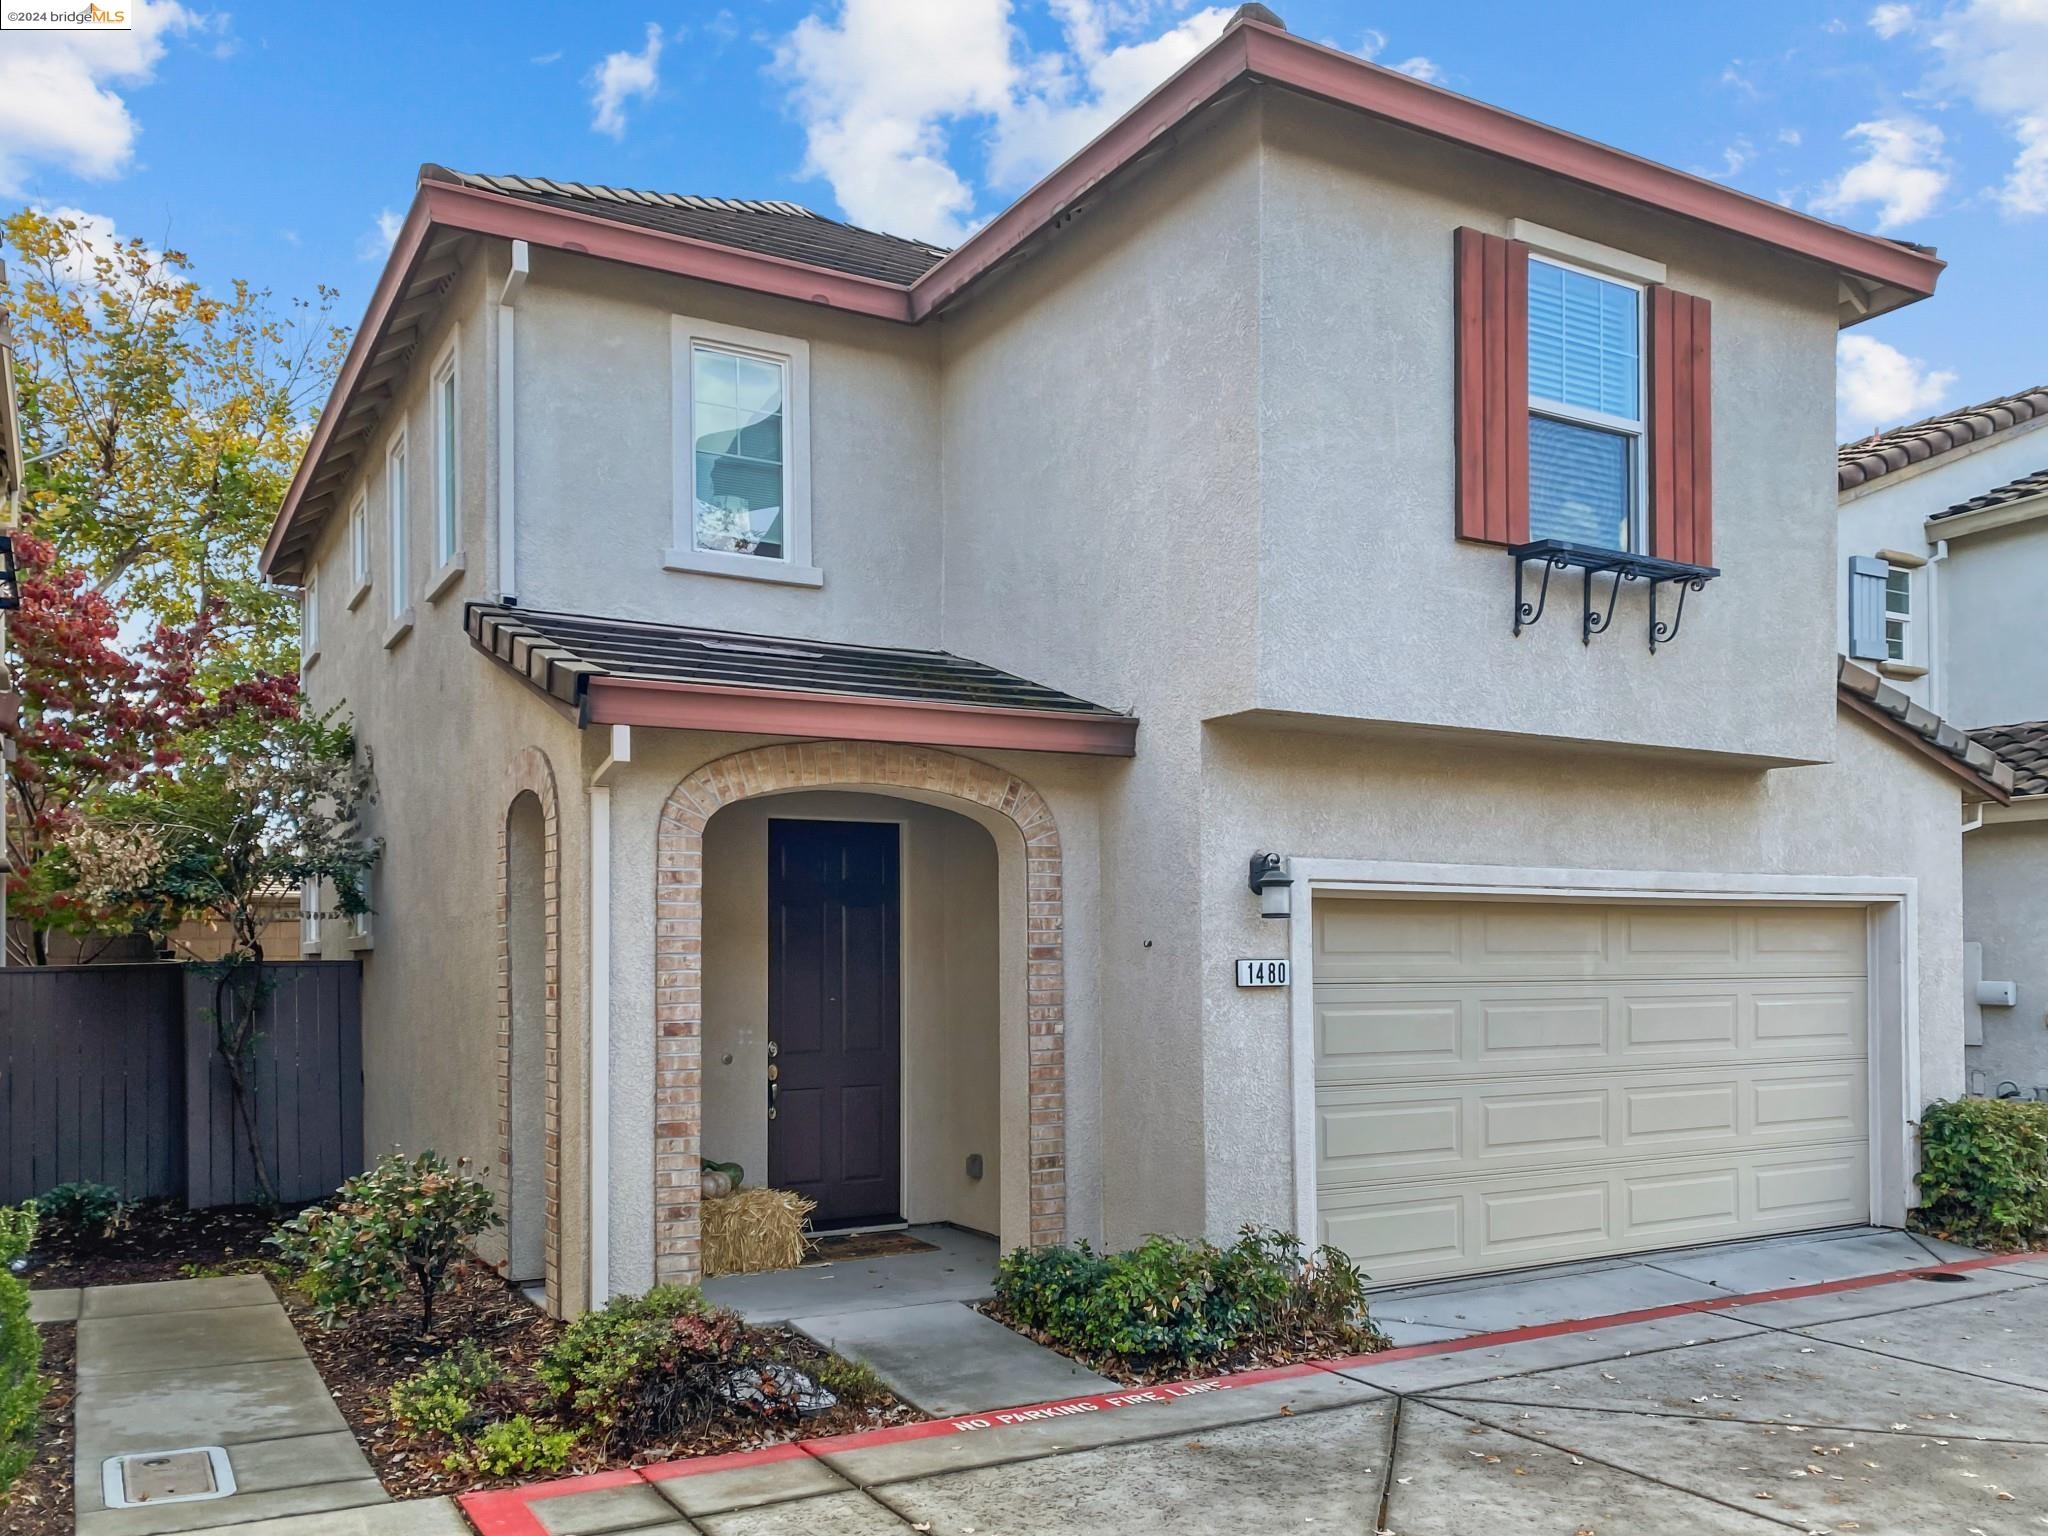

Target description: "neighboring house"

left=267, top=8, right=2007, bottom=1318
left=1838, top=387, right=2048, bottom=1098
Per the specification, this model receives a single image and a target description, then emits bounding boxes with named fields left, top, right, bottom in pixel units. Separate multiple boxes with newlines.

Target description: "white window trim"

left=431, top=330, right=461, bottom=569
left=300, top=875, right=322, bottom=955
left=349, top=865, right=374, bottom=949
left=347, top=491, right=371, bottom=609
left=300, top=566, right=319, bottom=668
left=666, top=315, right=821, bottom=587
left=1526, top=251, right=1649, bottom=554
left=386, top=428, right=410, bottom=622
left=1883, top=563, right=1914, bottom=664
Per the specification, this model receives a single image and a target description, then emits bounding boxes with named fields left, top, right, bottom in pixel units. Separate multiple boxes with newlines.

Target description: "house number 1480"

left=1235, top=959, right=1290, bottom=987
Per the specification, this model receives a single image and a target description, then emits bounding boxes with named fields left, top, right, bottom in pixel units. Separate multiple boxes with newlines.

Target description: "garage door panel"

left=1314, top=898, right=1870, bottom=1283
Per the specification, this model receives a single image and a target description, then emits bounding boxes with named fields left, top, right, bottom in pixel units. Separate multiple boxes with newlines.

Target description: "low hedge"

left=993, top=1226, right=1379, bottom=1369
left=1914, top=1097, right=2048, bottom=1250
left=1, top=1205, right=46, bottom=1501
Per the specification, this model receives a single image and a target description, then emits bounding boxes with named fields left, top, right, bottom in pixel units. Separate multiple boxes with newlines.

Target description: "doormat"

left=803, top=1230, right=938, bottom=1264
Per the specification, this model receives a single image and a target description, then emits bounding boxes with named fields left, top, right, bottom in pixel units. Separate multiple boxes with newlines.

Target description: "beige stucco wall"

left=1963, top=820, right=2048, bottom=1095
left=700, top=790, right=1003, bottom=1235
left=297, top=256, right=594, bottom=1314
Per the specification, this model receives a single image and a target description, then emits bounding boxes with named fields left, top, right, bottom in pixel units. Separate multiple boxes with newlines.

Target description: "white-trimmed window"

left=348, top=491, right=370, bottom=597
left=350, top=863, right=373, bottom=946
left=300, top=566, right=319, bottom=661
left=432, top=338, right=459, bottom=567
left=386, top=432, right=409, bottom=620
left=300, top=875, right=322, bottom=953
left=666, top=317, right=817, bottom=586
left=1885, top=564, right=1912, bottom=661
left=1527, top=255, right=1645, bottom=551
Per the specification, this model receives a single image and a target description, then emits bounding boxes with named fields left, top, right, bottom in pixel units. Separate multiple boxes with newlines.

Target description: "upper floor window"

left=433, top=340, right=459, bottom=567
left=301, top=566, right=319, bottom=661
left=1527, top=256, right=1644, bottom=551
left=1884, top=564, right=1912, bottom=660
left=387, top=432, right=409, bottom=621
left=349, top=492, right=370, bottom=595
left=666, top=317, right=819, bottom=587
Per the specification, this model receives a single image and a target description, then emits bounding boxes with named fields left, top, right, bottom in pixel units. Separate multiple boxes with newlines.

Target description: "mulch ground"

left=3, top=1323, right=75, bottom=1536
left=976, top=1299, right=1389, bottom=1388
left=21, top=1200, right=294, bottom=1288
left=280, top=1262, right=922, bottom=1498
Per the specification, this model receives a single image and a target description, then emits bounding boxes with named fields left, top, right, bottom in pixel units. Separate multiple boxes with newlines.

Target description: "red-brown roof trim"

left=584, top=675, right=1138, bottom=756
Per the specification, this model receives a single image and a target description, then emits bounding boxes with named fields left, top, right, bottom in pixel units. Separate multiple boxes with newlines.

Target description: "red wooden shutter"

left=1649, top=287, right=1713, bottom=566
left=1454, top=227, right=1530, bottom=545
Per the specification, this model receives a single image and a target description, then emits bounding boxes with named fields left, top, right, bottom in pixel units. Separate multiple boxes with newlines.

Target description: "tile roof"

left=1971, top=721, right=2048, bottom=798
left=1837, top=385, right=2048, bottom=491
left=1836, top=656, right=2014, bottom=800
left=432, top=169, right=950, bottom=286
left=1928, top=465, right=2048, bottom=521
left=466, top=602, right=1128, bottom=717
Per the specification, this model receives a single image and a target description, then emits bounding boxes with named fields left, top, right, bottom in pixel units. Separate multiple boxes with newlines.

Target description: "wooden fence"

left=0, top=961, right=363, bottom=1207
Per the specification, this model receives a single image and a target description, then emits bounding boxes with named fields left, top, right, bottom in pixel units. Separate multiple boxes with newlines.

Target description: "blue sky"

left=3, top=0, right=2043, bottom=439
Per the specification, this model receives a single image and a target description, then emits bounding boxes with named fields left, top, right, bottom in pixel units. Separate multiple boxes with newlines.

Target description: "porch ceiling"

left=466, top=602, right=1138, bottom=757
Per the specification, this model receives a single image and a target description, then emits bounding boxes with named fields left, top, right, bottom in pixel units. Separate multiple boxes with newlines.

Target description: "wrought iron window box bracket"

left=1509, top=539, right=1719, bottom=652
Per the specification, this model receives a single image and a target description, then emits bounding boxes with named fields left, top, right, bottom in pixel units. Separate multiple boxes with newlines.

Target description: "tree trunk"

left=214, top=955, right=281, bottom=1210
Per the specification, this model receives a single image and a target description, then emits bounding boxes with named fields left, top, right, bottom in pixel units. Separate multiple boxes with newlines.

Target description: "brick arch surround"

left=497, top=748, right=562, bottom=1312
left=653, top=741, right=1067, bottom=1283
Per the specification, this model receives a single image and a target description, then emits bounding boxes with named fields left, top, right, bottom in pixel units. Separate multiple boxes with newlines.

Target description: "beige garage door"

left=1313, top=898, right=1870, bottom=1285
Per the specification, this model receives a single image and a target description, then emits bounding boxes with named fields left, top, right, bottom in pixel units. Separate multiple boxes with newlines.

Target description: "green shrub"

left=807, top=1353, right=887, bottom=1405
left=995, top=1225, right=1379, bottom=1367
left=1915, top=1097, right=2048, bottom=1250
left=1, top=1205, right=45, bottom=1502
left=389, top=1341, right=500, bottom=1437
left=35, top=1183, right=128, bottom=1242
left=269, top=1152, right=500, bottom=1334
left=537, top=1286, right=761, bottom=1439
left=450, top=1415, right=577, bottom=1477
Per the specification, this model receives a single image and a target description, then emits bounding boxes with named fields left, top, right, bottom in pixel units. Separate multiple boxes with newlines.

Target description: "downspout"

left=496, top=240, right=528, bottom=602
left=1926, top=537, right=1949, bottom=719
left=587, top=723, right=630, bottom=1306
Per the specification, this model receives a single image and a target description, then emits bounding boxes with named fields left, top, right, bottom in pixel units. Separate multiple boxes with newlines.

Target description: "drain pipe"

left=495, top=239, right=528, bottom=601
left=588, top=723, right=631, bottom=1306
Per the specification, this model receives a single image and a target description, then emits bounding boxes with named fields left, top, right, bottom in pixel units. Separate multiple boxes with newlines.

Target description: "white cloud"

left=531, top=50, right=564, bottom=66
left=1391, top=55, right=1446, bottom=83
left=358, top=207, right=402, bottom=262
left=1837, top=334, right=1958, bottom=437
left=1811, top=116, right=1949, bottom=226
left=1778, top=126, right=1803, bottom=146
left=1924, top=0, right=2048, bottom=214
left=775, top=0, right=1234, bottom=246
left=28, top=206, right=166, bottom=291
left=589, top=21, right=664, bottom=139
left=1869, top=3, right=1918, bottom=38
left=1714, top=137, right=1757, bottom=178
left=0, top=0, right=191, bottom=194
left=1357, top=28, right=1387, bottom=60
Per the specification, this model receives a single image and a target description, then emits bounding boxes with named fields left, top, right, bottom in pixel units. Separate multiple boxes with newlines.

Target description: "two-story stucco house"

left=266, top=8, right=2010, bottom=1318
left=1838, top=387, right=2048, bottom=1100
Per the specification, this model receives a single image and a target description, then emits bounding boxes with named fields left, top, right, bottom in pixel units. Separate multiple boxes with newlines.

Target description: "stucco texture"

left=1963, top=820, right=2048, bottom=1096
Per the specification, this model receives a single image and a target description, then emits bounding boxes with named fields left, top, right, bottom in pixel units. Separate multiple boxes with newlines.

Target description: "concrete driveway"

left=474, top=1245, right=2048, bottom=1536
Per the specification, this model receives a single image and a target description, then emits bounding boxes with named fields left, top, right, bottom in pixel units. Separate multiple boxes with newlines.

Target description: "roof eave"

left=1838, top=688, right=2012, bottom=804
left=584, top=674, right=1138, bottom=757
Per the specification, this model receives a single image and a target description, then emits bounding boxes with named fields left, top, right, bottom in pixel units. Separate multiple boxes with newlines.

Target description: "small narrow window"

left=349, top=493, right=370, bottom=590
left=433, top=348, right=458, bottom=566
left=300, top=876, right=322, bottom=952
left=387, top=434, right=408, bottom=619
left=351, top=863, right=374, bottom=944
left=1526, top=256, right=1644, bottom=551
left=301, top=567, right=319, bottom=658
left=691, top=342, right=788, bottom=561
left=1884, top=565, right=1912, bottom=661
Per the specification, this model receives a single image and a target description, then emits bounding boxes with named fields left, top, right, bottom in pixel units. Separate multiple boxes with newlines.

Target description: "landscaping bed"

left=278, top=1262, right=918, bottom=1498
left=5, top=1322, right=73, bottom=1536
left=21, top=1197, right=294, bottom=1288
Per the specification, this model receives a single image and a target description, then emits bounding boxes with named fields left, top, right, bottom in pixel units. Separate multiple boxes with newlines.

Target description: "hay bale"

left=702, top=1186, right=815, bottom=1278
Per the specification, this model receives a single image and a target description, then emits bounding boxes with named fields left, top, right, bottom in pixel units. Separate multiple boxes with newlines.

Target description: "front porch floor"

left=699, top=1225, right=997, bottom=1326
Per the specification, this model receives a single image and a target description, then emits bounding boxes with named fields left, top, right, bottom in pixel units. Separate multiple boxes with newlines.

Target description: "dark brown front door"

left=767, top=818, right=902, bottom=1229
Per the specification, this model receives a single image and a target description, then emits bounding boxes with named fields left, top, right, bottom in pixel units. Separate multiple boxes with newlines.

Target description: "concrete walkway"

left=459, top=1244, right=2048, bottom=1536
left=63, top=1274, right=467, bottom=1536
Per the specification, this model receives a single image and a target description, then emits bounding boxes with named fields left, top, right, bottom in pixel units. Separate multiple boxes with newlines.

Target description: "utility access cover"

left=102, top=1446, right=235, bottom=1508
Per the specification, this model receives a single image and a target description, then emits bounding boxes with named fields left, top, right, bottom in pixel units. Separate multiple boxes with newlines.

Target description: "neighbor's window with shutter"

left=1884, top=564, right=1912, bottom=660
left=1847, top=555, right=1889, bottom=660
left=1527, top=257, right=1644, bottom=550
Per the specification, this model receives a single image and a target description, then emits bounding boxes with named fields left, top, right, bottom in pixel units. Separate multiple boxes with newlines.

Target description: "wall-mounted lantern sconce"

left=1248, top=851, right=1293, bottom=920
left=0, top=535, right=17, bottom=611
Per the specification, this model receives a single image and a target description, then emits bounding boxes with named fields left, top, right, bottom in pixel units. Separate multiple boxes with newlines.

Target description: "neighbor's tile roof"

left=1837, top=656, right=2014, bottom=799
left=466, top=602, right=1128, bottom=717
left=1972, top=721, right=2048, bottom=798
left=1928, top=466, right=2048, bottom=521
left=1838, top=386, right=2048, bottom=491
left=437, top=169, right=951, bottom=286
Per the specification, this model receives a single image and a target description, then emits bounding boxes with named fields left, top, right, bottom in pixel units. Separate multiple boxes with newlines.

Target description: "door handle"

left=767, top=1057, right=779, bottom=1120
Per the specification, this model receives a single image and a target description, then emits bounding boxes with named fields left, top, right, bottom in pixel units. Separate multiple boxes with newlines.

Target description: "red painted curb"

left=449, top=1247, right=2048, bottom=1534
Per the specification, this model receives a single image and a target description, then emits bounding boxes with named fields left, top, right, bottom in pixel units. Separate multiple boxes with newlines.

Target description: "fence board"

left=0, top=961, right=361, bottom=1207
